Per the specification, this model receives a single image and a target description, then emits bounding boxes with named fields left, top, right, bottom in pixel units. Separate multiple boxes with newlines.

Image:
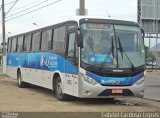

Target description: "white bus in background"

left=7, top=16, right=145, bottom=100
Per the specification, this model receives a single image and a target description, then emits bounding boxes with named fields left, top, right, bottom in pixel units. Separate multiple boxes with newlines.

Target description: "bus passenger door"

left=65, top=32, right=78, bottom=96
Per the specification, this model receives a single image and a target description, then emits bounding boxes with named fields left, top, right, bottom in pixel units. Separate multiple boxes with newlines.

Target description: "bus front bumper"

left=78, top=81, right=145, bottom=98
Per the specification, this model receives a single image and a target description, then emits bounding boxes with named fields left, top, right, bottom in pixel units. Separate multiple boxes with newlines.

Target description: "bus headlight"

left=135, top=77, right=145, bottom=85
left=80, top=73, right=98, bottom=85
left=83, top=76, right=98, bottom=85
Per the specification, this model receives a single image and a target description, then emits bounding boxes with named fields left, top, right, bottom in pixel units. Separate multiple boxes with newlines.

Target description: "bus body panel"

left=7, top=52, right=79, bottom=96
left=6, top=66, right=17, bottom=79
left=6, top=48, right=145, bottom=98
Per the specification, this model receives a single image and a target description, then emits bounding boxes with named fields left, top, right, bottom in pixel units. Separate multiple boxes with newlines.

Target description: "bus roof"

left=8, top=16, right=139, bottom=38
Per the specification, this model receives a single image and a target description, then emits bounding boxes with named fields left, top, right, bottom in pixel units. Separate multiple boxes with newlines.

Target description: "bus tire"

left=17, top=71, right=27, bottom=88
left=55, top=76, right=70, bottom=101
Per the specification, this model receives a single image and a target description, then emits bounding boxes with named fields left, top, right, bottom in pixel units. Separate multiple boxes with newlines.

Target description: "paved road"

left=144, top=71, right=160, bottom=101
left=0, top=67, right=160, bottom=112
left=0, top=75, right=160, bottom=112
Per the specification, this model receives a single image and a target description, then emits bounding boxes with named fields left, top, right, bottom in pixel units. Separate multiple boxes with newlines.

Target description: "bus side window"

left=53, top=28, right=59, bottom=51
left=17, top=36, right=24, bottom=52
left=24, top=34, right=32, bottom=52
left=53, top=26, right=66, bottom=51
left=58, top=26, right=66, bottom=51
left=11, top=37, right=17, bottom=53
left=32, top=32, right=41, bottom=52
left=7, top=39, right=11, bottom=52
left=41, top=29, right=52, bottom=51
left=67, top=32, right=78, bottom=58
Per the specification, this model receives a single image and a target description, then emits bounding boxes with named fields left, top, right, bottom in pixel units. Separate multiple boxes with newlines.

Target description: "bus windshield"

left=80, top=23, right=145, bottom=69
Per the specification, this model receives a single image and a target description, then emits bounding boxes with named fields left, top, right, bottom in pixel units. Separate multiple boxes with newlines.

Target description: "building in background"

left=138, top=0, right=160, bottom=33
left=138, top=0, right=160, bottom=66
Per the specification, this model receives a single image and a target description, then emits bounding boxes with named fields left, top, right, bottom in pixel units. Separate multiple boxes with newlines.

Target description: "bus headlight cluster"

left=83, top=76, right=98, bottom=85
left=135, top=72, right=146, bottom=85
left=135, top=77, right=145, bottom=85
left=80, top=73, right=98, bottom=85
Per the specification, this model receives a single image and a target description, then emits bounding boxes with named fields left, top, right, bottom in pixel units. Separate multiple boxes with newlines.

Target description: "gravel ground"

left=0, top=77, right=160, bottom=112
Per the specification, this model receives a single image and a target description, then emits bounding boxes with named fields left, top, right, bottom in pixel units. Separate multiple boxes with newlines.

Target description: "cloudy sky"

left=0, top=0, right=137, bottom=34
left=1, top=0, right=156, bottom=47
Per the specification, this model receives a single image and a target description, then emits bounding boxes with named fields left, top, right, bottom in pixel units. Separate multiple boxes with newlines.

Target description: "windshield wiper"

left=117, top=37, right=136, bottom=71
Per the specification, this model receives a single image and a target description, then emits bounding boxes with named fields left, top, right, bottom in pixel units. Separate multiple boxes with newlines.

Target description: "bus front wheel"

left=55, top=77, right=70, bottom=101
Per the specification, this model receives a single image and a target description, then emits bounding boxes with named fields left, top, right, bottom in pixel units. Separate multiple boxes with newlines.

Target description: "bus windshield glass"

left=80, top=23, right=145, bottom=69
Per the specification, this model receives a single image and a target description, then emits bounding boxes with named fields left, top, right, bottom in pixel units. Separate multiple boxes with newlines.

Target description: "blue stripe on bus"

left=7, top=52, right=144, bottom=85
left=7, top=52, right=78, bottom=75
left=86, top=71, right=144, bottom=85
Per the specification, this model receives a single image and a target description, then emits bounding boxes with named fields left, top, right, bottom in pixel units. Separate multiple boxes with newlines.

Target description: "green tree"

left=144, top=46, right=156, bottom=61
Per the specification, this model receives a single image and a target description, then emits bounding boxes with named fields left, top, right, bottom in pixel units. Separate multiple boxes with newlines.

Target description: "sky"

left=0, top=0, right=158, bottom=47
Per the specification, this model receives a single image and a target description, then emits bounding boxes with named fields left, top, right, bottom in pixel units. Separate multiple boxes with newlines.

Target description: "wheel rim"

left=56, top=82, right=62, bottom=96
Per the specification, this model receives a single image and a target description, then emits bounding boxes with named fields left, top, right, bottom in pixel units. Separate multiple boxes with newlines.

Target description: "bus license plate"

left=112, top=89, right=123, bottom=94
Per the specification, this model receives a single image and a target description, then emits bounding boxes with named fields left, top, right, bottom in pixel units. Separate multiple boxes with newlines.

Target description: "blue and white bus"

left=7, top=16, right=145, bottom=100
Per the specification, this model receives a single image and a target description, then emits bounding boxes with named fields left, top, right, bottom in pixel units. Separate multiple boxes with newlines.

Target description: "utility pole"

left=155, top=0, right=158, bottom=71
left=2, top=0, right=7, bottom=74
left=79, top=0, right=85, bottom=15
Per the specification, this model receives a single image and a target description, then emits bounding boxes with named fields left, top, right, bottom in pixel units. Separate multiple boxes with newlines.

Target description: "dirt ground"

left=0, top=77, right=160, bottom=112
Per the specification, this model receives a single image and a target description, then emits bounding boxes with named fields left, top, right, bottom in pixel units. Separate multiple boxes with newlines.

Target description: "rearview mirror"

left=77, top=33, right=83, bottom=48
